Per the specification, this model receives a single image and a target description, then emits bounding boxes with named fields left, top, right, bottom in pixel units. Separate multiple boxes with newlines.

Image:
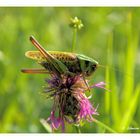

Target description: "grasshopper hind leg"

left=30, top=36, right=72, bottom=77
left=21, top=68, right=51, bottom=74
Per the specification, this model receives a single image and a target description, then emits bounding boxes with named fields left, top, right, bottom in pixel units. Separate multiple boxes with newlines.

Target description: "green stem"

left=74, top=125, right=81, bottom=133
left=72, top=28, right=77, bottom=52
left=94, top=119, right=117, bottom=133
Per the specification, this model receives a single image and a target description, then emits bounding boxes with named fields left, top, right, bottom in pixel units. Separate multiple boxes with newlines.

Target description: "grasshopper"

left=21, top=36, right=98, bottom=88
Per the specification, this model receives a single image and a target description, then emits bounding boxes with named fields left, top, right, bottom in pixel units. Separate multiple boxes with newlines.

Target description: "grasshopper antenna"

left=98, top=64, right=133, bottom=78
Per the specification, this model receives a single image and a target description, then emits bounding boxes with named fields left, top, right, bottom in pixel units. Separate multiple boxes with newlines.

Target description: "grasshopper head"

left=76, top=54, right=98, bottom=76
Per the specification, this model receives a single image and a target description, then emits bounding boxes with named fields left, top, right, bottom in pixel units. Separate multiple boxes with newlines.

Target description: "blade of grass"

left=108, top=32, right=121, bottom=128
left=40, top=119, right=52, bottom=133
left=118, top=84, right=140, bottom=132
left=94, top=118, right=117, bottom=133
left=122, top=12, right=139, bottom=111
left=105, top=32, right=113, bottom=116
left=110, top=70, right=121, bottom=129
left=105, top=32, right=120, bottom=127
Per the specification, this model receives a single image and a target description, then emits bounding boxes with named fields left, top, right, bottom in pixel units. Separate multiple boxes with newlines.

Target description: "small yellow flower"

left=69, top=17, right=84, bottom=30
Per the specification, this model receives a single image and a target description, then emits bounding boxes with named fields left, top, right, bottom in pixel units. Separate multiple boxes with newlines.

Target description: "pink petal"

left=91, top=81, right=110, bottom=91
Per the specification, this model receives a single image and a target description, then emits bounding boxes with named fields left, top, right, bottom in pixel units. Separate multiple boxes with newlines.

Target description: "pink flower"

left=43, top=75, right=106, bottom=132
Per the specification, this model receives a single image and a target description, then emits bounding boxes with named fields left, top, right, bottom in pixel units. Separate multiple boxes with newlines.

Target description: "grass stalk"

left=74, top=125, right=81, bottom=133
left=72, top=28, right=77, bottom=52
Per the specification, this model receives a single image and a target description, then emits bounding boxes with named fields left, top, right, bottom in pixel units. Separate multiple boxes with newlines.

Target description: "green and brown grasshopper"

left=21, top=36, right=99, bottom=88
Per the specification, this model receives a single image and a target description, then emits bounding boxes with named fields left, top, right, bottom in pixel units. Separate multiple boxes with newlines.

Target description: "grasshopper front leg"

left=30, top=36, right=74, bottom=77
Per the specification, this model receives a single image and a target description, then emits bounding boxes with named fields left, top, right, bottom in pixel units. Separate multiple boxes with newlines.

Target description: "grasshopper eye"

left=92, top=64, right=97, bottom=72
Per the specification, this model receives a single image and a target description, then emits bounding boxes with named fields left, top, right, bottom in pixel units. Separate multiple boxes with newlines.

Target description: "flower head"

left=69, top=17, right=84, bottom=30
left=43, top=74, right=106, bottom=132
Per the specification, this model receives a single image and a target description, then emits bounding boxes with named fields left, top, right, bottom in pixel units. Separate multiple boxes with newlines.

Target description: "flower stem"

left=74, top=125, right=81, bottom=133
left=72, top=28, right=77, bottom=52
left=94, top=119, right=117, bottom=133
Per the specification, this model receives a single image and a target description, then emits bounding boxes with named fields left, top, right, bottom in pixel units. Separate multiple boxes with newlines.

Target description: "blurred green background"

left=0, top=7, right=140, bottom=133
